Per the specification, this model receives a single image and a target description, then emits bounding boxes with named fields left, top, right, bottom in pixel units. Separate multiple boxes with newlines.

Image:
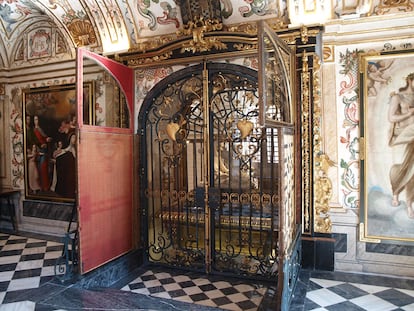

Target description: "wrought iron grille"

left=141, top=63, right=282, bottom=279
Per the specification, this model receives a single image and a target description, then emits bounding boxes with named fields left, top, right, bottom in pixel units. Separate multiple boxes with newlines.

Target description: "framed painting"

left=360, top=49, right=414, bottom=243
left=23, top=83, right=93, bottom=202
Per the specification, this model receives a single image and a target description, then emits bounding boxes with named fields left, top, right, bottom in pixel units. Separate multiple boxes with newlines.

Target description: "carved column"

left=289, top=25, right=336, bottom=270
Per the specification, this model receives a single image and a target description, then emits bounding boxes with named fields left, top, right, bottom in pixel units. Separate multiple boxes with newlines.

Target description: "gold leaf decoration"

left=237, top=119, right=253, bottom=139
left=166, top=122, right=180, bottom=141
left=68, top=19, right=97, bottom=46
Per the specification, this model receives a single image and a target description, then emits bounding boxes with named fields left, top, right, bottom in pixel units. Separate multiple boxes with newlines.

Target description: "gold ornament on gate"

left=166, top=115, right=186, bottom=141
left=166, top=122, right=180, bottom=141
left=237, top=119, right=254, bottom=139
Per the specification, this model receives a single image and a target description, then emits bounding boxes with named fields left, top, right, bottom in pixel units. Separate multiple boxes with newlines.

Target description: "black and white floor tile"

left=122, top=268, right=268, bottom=311
left=304, top=277, right=414, bottom=310
left=0, top=232, right=64, bottom=304
left=293, top=270, right=414, bottom=311
left=1, top=231, right=414, bottom=311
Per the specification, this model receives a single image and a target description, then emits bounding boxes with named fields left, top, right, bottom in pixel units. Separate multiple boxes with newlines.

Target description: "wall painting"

left=360, top=50, right=414, bottom=243
left=23, top=83, right=93, bottom=202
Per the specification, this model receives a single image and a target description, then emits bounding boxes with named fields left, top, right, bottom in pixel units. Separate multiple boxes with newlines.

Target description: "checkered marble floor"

left=0, top=232, right=64, bottom=304
left=121, top=268, right=269, bottom=311
left=1, top=231, right=414, bottom=311
left=303, top=276, right=414, bottom=311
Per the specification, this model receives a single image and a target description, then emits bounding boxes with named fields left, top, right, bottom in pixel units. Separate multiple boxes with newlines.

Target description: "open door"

left=258, top=21, right=300, bottom=310
left=76, top=48, right=134, bottom=274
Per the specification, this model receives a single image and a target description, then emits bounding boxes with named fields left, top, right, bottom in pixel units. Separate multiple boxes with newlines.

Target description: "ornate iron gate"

left=140, top=63, right=281, bottom=279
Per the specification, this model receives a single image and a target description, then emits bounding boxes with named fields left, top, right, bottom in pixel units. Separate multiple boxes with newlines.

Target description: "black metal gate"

left=139, top=63, right=281, bottom=279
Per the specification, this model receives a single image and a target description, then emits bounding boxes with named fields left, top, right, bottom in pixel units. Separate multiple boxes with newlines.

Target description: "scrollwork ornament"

left=311, top=54, right=334, bottom=234
left=301, top=25, right=309, bottom=44
left=314, top=153, right=335, bottom=233
left=179, top=17, right=227, bottom=53
left=127, top=52, right=173, bottom=66
left=301, top=51, right=311, bottom=233
left=233, top=43, right=257, bottom=51
left=315, top=216, right=332, bottom=233
left=374, top=0, right=414, bottom=14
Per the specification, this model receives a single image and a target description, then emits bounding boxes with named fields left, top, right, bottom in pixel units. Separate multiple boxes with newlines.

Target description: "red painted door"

left=76, top=48, right=134, bottom=274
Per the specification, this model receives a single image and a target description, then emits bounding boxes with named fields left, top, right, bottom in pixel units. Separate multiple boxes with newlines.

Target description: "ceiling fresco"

left=0, top=0, right=410, bottom=68
left=0, top=0, right=284, bottom=56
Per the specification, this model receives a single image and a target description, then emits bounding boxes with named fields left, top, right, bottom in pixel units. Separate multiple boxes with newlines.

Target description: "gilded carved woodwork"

left=301, top=51, right=312, bottom=234
left=314, top=154, right=334, bottom=233
left=115, top=19, right=289, bottom=67
left=115, top=22, right=323, bottom=70
left=67, top=19, right=97, bottom=47
left=301, top=26, right=309, bottom=45
left=233, top=43, right=258, bottom=51
left=227, top=23, right=258, bottom=35
left=178, top=17, right=226, bottom=53
left=312, top=54, right=333, bottom=234
left=374, top=0, right=414, bottom=14
left=300, top=45, right=333, bottom=235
